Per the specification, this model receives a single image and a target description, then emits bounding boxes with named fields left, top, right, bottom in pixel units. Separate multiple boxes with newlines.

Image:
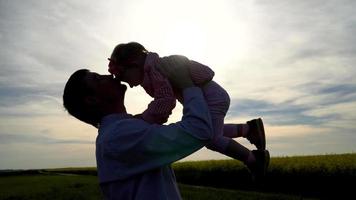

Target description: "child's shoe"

left=247, top=149, right=270, bottom=181
left=246, top=118, right=266, bottom=150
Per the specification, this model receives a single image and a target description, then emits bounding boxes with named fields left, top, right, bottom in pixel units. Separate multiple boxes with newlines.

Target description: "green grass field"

left=0, top=175, right=100, bottom=200
left=1, top=153, right=355, bottom=199
left=0, top=175, right=314, bottom=200
left=173, top=153, right=356, bottom=198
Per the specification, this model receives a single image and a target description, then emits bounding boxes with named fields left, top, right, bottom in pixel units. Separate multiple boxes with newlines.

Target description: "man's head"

left=63, top=69, right=127, bottom=128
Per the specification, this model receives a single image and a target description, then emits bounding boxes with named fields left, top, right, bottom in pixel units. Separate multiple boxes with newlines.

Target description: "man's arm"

left=104, top=86, right=213, bottom=179
left=102, top=65, right=213, bottom=179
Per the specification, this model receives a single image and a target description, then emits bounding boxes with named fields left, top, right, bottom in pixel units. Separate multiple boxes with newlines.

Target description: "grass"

left=0, top=175, right=101, bottom=200
left=178, top=184, right=316, bottom=200
left=0, top=175, right=314, bottom=200
left=1, top=153, right=355, bottom=199
left=173, top=153, right=356, bottom=198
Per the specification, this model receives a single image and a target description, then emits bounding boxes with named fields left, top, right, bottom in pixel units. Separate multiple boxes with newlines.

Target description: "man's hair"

left=110, top=42, right=147, bottom=64
left=63, top=69, right=100, bottom=128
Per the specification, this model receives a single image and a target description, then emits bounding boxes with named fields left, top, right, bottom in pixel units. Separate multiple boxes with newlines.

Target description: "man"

left=63, top=62, right=216, bottom=199
left=63, top=64, right=268, bottom=199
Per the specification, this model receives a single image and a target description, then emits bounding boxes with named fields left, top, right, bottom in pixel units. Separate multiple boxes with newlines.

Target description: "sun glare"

left=119, top=0, right=254, bottom=68
left=163, top=22, right=207, bottom=60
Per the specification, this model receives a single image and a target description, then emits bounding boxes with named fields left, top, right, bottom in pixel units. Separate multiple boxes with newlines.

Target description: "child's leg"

left=223, top=119, right=266, bottom=150
left=202, top=81, right=269, bottom=178
left=205, top=116, right=252, bottom=164
left=206, top=116, right=269, bottom=180
left=202, top=81, right=252, bottom=163
left=223, top=123, right=250, bottom=138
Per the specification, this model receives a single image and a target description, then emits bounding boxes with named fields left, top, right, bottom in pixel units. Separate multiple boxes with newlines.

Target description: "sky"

left=0, top=0, right=355, bottom=169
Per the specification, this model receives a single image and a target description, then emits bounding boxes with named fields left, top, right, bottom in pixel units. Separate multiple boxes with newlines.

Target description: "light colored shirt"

left=140, top=52, right=215, bottom=124
left=96, top=87, right=213, bottom=200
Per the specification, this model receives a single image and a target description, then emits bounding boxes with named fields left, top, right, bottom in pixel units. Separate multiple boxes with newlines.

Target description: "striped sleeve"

left=141, top=66, right=176, bottom=124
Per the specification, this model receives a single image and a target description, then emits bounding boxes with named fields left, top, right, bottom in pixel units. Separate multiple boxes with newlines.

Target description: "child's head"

left=108, top=42, right=147, bottom=88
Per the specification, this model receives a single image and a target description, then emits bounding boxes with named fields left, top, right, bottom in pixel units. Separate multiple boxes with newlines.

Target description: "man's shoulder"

left=99, top=118, right=152, bottom=139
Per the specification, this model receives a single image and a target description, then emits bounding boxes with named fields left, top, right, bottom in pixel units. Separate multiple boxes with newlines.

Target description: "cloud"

left=294, top=82, right=356, bottom=106
left=267, top=127, right=356, bottom=156
left=0, top=133, right=93, bottom=145
left=1, top=0, right=356, bottom=168
left=239, top=0, right=356, bottom=74
left=228, top=98, right=338, bottom=126
left=0, top=82, right=64, bottom=117
left=228, top=81, right=356, bottom=125
left=0, top=83, right=62, bottom=103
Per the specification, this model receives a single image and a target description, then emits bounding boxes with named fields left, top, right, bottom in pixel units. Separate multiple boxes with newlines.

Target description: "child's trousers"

left=202, top=81, right=241, bottom=153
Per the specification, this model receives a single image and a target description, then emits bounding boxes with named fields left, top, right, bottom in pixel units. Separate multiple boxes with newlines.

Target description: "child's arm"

left=141, top=66, right=176, bottom=124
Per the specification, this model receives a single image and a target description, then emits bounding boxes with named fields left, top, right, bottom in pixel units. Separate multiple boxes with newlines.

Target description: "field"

left=1, top=153, right=355, bottom=200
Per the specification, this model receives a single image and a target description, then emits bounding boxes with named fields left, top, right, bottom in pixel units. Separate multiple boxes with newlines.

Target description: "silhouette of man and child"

left=63, top=42, right=270, bottom=200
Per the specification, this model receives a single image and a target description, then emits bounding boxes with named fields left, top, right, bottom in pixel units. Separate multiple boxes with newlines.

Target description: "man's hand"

left=158, top=55, right=194, bottom=90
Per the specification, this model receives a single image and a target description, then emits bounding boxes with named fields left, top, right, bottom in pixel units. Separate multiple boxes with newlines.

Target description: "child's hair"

left=110, top=42, right=148, bottom=64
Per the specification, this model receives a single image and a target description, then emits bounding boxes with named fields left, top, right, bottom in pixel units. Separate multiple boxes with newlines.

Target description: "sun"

left=162, top=22, right=208, bottom=61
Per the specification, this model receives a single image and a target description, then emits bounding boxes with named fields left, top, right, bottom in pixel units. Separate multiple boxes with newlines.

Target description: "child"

left=108, top=42, right=269, bottom=179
